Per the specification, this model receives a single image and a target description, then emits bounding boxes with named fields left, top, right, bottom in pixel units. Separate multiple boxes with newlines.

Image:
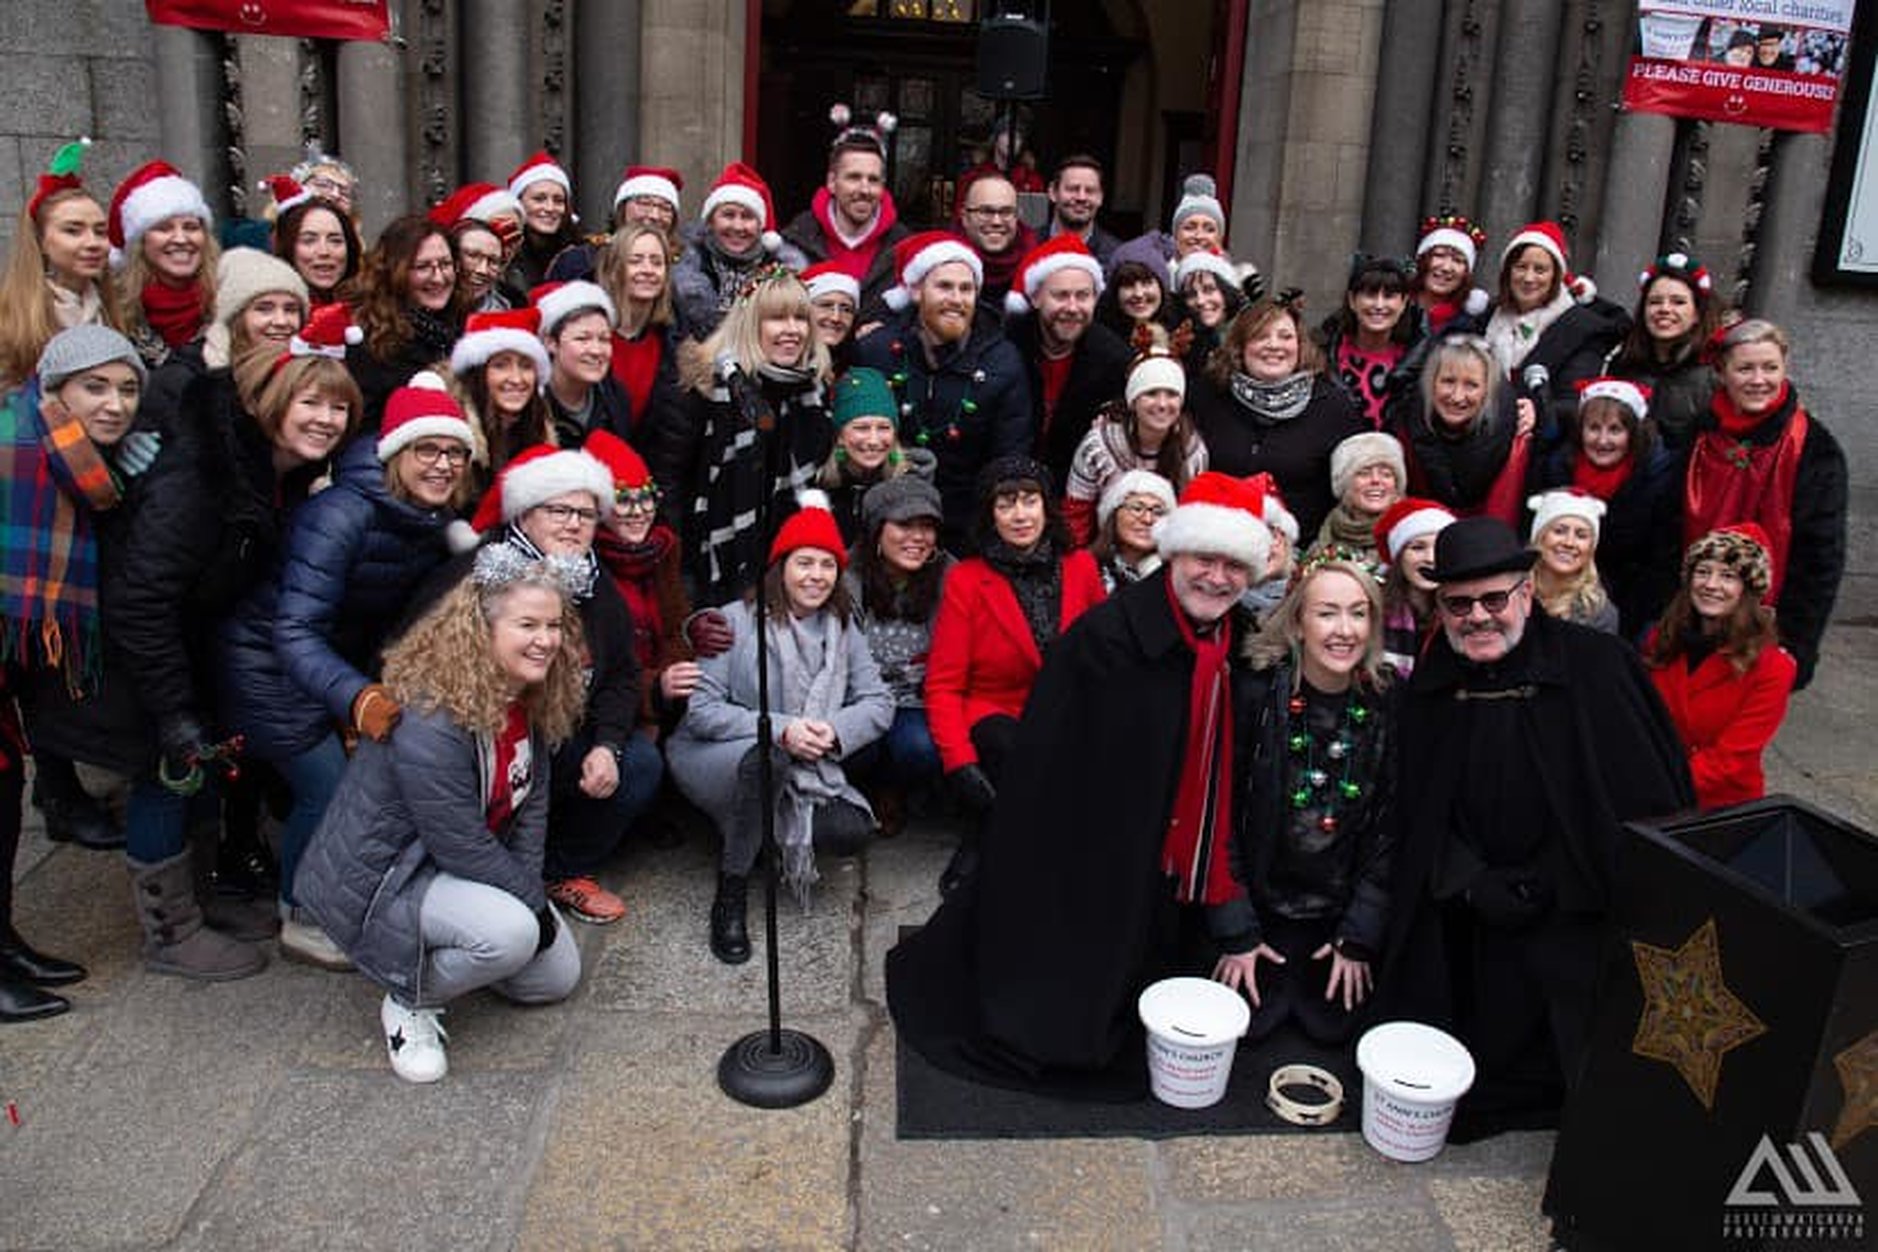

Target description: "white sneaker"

left=279, top=908, right=355, bottom=972
left=380, top=993, right=448, bottom=1083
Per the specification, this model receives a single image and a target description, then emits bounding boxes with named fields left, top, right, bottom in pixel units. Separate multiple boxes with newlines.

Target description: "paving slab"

left=1170, top=1195, right=1454, bottom=1251
left=1427, top=1175, right=1554, bottom=1252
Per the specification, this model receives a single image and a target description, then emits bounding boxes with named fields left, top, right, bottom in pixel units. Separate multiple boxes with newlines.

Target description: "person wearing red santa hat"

left=670, top=161, right=810, bottom=340
left=108, top=160, right=219, bottom=366
left=665, top=490, right=893, bottom=961
left=449, top=306, right=554, bottom=489
left=348, top=214, right=466, bottom=428
left=612, top=165, right=683, bottom=234
left=267, top=174, right=363, bottom=307
left=532, top=279, right=635, bottom=447
left=1373, top=495, right=1456, bottom=678
left=1411, top=214, right=1491, bottom=338
left=428, top=185, right=523, bottom=315
left=850, top=230, right=1033, bottom=552
left=1645, top=523, right=1798, bottom=810
left=780, top=112, right=909, bottom=322
left=503, top=150, right=579, bottom=295
left=801, top=261, right=861, bottom=365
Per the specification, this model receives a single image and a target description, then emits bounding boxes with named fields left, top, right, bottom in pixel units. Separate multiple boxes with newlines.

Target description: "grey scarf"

left=1229, top=370, right=1314, bottom=424
left=770, top=609, right=871, bottom=901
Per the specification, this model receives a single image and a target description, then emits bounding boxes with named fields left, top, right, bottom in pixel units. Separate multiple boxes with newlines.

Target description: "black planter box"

left=1546, top=796, right=1877, bottom=1251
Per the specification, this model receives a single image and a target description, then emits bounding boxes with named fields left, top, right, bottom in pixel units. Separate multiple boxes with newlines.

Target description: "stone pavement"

left=3, top=621, right=1873, bottom=1251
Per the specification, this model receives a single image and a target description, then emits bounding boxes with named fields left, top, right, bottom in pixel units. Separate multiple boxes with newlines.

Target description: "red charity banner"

left=145, top=0, right=389, bottom=42
left=1622, top=58, right=1840, bottom=133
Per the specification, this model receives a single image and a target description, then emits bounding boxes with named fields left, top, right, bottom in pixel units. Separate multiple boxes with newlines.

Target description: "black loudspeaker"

left=976, top=15, right=1049, bottom=100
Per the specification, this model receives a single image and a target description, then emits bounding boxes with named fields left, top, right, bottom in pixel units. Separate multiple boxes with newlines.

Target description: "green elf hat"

left=28, top=137, right=93, bottom=222
left=833, top=367, right=898, bottom=431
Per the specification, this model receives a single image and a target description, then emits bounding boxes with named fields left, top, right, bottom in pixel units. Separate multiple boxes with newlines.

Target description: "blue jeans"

left=848, top=707, right=942, bottom=789
left=278, top=733, right=349, bottom=907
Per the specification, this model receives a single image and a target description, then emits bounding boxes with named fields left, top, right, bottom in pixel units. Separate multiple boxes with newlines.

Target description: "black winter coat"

left=345, top=317, right=458, bottom=431
left=1501, top=296, right=1631, bottom=457
left=1388, top=383, right=1522, bottom=514
left=851, top=312, right=1034, bottom=553
left=1528, top=442, right=1686, bottom=641
left=887, top=570, right=1250, bottom=1100
left=219, top=436, right=457, bottom=760
left=1188, top=373, right=1367, bottom=542
left=102, top=371, right=317, bottom=751
left=1603, top=342, right=1714, bottom=452
left=545, top=374, right=635, bottom=449
left=137, top=339, right=209, bottom=440
left=1004, top=316, right=1131, bottom=492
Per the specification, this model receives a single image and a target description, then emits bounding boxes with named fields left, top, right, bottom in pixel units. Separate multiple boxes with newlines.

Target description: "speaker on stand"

left=975, top=1, right=1051, bottom=179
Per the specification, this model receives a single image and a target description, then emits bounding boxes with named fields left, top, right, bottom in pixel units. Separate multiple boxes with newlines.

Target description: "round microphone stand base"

left=717, top=1026, right=836, bottom=1109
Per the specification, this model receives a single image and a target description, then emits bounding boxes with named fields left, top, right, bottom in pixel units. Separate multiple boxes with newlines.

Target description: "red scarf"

left=970, top=222, right=1039, bottom=299
left=1571, top=451, right=1633, bottom=501
left=595, top=524, right=676, bottom=673
left=1686, top=383, right=1807, bottom=604
left=483, top=701, right=533, bottom=833
left=1423, top=297, right=1462, bottom=336
left=609, top=330, right=664, bottom=430
left=1036, top=351, right=1072, bottom=436
left=1159, top=577, right=1240, bottom=906
left=810, top=186, right=899, bottom=280
left=140, top=278, right=206, bottom=349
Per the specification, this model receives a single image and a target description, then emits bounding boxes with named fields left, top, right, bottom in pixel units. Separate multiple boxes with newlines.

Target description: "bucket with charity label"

left=1354, top=1021, right=1477, bottom=1161
left=1136, top=977, right=1251, bottom=1109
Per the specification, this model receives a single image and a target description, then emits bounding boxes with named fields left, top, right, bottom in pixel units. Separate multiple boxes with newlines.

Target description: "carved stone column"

left=639, top=0, right=747, bottom=197
left=337, top=24, right=411, bottom=236
left=153, top=25, right=226, bottom=199
left=463, top=0, right=531, bottom=181
left=576, top=0, right=643, bottom=227
left=1591, top=111, right=1675, bottom=302
left=237, top=38, right=309, bottom=201
left=1359, top=0, right=1444, bottom=254
left=1746, top=132, right=1831, bottom=327
left=1423, top=0, right=1501, bottom=220
left=1477, top=0, right=1562, bottom=245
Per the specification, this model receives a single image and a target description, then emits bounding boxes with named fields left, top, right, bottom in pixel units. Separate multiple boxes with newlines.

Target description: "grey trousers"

left=415, top=872, right=581, bottom=1007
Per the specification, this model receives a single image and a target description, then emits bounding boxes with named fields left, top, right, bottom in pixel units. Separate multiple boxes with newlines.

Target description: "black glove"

left=1464, top=869, right=1555, bottom=930
left=156, top=715, right=212, bottom=796
left=535, top=905, right=558, bottom=955
left=947, top=763, right=997, bottom=815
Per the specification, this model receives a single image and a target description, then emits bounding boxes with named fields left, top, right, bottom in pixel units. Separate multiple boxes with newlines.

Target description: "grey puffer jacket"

left=296, top=706, right=550, bottom=1006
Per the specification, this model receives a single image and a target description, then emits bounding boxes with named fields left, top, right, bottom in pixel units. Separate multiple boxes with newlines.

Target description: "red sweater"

left=1648, top=638, right=1797, bottom=811
left=923, top=549, right=1106, bottom=772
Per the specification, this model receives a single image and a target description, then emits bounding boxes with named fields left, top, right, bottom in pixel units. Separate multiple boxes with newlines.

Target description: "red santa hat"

left=700, top=162, right=781, bottom=253
left=584, top=429, right=653, bottom=492
left=531, top=280, right=617, bottom=337
left=613, top=165, right=683, bottom=216
left=801, top=261, right=861, bottom=306
left=256, top=174, right=312, bottom=218
left=1003, top=234, right=1106, bottom=317
left=768, top=489, right=849, bottom=569
left=468, top=443, right=614, bottom=534
left=1416, top=214, right=1488, bottom=272
left=107, top=160, right=214, bottom=266
left=507, top=150, right=571, bottom=200
left=1526, top=488, right=1607, bottom=545
left=283, top=302, right=362, bottom=362
left=1172, top=247, right=1240, bottom=293
left=450, top=307, right=550, bottom=379
left=1503, top=220, right=1596, bottom=302
left=1575, top=375, right=1651, bottom=423
left=1153, top=471, right=1273, bottom=572
left=430, top=182, right=522, bottom=230
left=1242, top=472, right=1299, bottom=545
left=882, top=231, right=983, bottom=312
left=377, top=371, right=474, bottom=463
left=1373, top=496, right=1456, bottom=563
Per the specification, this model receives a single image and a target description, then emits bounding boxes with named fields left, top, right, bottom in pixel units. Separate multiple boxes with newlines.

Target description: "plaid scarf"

left=0, top=379, right=123, bottom=690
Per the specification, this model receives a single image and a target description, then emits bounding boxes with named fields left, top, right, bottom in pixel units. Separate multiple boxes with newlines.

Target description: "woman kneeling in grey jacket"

left=297, top=547, right=590, bottom=1083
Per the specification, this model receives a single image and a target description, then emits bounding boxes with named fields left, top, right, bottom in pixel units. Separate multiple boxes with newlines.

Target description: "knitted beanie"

left=832, top=367, right=898, bottom=431
left=1169, top=173, right=1225, bottom=237
left=38, top=324, right=147, bottom=391
left=213, top=247, right=310, bottom=328
left=1329, top=432, right=1407, bottom=502
left=770, top=489, right=848, bottom=568
left=1527, top=489, right=1607, bottom=545
left=861, top=474, right=943, bottom=534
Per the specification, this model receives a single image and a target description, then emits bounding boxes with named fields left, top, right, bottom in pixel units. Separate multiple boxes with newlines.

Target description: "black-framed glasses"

left=614, top=486, right=660, bottom=514
left=1118, top=500, right=1168, bottom=520
left=536, top=502, right=600, bottom=526
left=964, top=205, right=1017, bottom=220
left=408, top=441, right=469, bottom=467
left=1438, top=579, right=1526, bottom=618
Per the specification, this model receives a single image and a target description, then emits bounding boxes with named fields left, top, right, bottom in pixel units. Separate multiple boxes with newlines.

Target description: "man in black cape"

left=1376, top=517, right=1694, bottom=1136
left=887, top=472, right=1275, bottom=1101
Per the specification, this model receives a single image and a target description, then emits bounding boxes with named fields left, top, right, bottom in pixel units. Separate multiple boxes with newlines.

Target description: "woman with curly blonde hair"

left=295, top=548, right=588, bottom=1084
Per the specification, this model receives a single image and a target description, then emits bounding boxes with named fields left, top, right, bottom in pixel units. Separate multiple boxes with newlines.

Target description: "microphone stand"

left=716, top=364, right=835, bottom=1110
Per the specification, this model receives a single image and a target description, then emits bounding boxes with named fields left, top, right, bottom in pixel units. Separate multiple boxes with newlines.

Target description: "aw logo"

left=1722, top=1132, right=1866, bottom=1243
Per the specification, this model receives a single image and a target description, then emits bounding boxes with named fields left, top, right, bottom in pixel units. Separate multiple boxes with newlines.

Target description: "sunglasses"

left=1438, top=579, right=1526, bottom=618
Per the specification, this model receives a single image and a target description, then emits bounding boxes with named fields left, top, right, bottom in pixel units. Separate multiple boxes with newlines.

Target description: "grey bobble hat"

left=860, top=474, right=943, bottom=534
left=37, top=324, right=147, bottom=391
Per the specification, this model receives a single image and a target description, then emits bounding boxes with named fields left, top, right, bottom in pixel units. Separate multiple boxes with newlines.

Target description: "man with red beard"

left=1002, top=236, right=1131, bottom=490
left=852, top=232, right=1032, bottom=552
left=781, top=132, right=908, bottom=323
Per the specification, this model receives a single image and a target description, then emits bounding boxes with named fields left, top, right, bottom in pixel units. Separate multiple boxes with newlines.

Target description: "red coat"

left=924, top=549, right=1106, bottom=772
left=1648, top=639, right=1797, bottom=811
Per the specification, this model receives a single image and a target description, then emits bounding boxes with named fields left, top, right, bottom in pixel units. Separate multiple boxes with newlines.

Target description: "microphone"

left=1520, top=362, right=1550, bottom=400
left=718, top=351, right=775, bottom=433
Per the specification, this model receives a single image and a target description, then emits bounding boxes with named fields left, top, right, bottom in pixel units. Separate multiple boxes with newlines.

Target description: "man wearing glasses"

left=1379, top=517, right=1692, bottom=1140
left=956, top=174, right=1037, bottom=313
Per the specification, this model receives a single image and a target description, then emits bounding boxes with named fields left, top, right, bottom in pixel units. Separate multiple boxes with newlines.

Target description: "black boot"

left=710, top=873, right=751, bottom=965
left=0, top=926, right=85, bottom=986
left=939, top=833, right=980, bottom=897
left=35, top=794, right=124, bottom=851
left=0, top=972, right=68, bottom=1023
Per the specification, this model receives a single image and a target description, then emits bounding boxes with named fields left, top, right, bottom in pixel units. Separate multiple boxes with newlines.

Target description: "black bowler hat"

left=1428, top=516, right=1536, bottom=583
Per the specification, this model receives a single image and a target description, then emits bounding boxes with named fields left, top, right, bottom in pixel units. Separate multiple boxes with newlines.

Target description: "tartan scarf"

left=0, top=379, right=123, bottom=690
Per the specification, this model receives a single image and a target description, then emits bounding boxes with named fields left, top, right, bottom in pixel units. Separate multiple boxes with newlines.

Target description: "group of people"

left=0, top=116, right=1846, bottom=1121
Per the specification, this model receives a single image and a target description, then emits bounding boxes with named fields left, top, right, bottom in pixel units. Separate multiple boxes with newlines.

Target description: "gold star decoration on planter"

left=1630, top=917, right=1768, bottom=1110
left=1830, top=1028, right=1878, bottom=1150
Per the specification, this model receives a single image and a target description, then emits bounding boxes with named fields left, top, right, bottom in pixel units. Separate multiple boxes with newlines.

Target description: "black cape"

left=886, top=570, right=1246, bottom=1101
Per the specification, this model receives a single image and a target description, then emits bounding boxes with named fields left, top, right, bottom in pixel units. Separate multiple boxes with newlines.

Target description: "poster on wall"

left=1814, top=0, right=1878, bottom=284
left=1623, top=1, right=1855, bottom=133
left=144, top=0, right=391, bottom=43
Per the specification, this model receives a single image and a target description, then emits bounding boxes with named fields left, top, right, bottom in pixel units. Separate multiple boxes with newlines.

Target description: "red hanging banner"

left=1622, top=1, right=1856, bottom=134
left=145, top=0, right=390, bottom=43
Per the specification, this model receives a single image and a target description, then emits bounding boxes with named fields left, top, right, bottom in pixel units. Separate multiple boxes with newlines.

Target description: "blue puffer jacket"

left=219, top=436, right=459, bottom=760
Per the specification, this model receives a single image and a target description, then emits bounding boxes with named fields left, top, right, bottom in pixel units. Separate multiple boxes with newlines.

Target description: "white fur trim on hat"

left=1014, top=251, right=1105, bottom=311
left=450, top=327, right=550, bottom=379
left=377, top=415, right=475, bottom=464
left=1173, top=250, right=1238, bottom=292
left=903, top=239, right=981, bottom=291
left=702, top=183, right=767, bottom=227
left=1329, top=432, right=1406, bottom=502
left=1416, top=227, right=1478, bottom=271
left=804, top=270, right=861, bottom=305
left=1381, top=506, right=1453, bottom=562
left=1262, top=498, right=1299, bottom=545
left=1097, top=469, right=1177, bottom=532
left=1579, top=378, right=1648, bottom=421
left=1527, top=490, right=1606, bottom=545
left=509, top=162, right=571, bottom=200
left=444, top=519, right=481, bottom=555
left=1463, top=288, right=1491, bottom=317
left=501, top=449, right=614, bottom=521
left=1154, top=501, right=1272, bottom=572
left=614, top=173, right=680, bottom=212
left=119, top=175, right=214, bottom=252
left=1504, top=227, right=1566, bottom=271
left=1125, top=355, right=1187, bottom=405
left=466, top=187, right=522, bottom=223
left=536, top=281, right=617, bottom=335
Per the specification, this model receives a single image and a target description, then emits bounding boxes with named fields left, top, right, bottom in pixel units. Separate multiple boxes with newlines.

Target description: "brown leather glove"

left=351, top=684, right=402, bottom=743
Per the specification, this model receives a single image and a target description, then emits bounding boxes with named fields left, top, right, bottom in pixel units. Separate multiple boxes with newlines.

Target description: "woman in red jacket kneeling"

left=1646, top=523, right=1796, bottom=810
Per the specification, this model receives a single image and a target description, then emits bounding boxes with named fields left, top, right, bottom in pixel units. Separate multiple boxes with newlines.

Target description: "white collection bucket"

left=1137, top=977, right=1251, bottom=1109
left=1354, top=1021, right=1477, bottom=1161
